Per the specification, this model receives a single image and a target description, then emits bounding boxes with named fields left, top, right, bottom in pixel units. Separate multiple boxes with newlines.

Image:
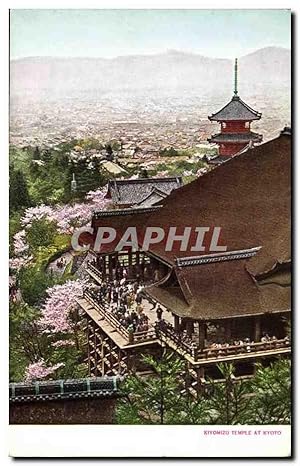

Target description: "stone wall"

left=10, top=396, right=118, bottom=424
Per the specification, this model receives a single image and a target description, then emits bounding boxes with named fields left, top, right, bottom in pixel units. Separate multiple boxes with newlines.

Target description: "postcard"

left=8, top=8, right=291, bottom=458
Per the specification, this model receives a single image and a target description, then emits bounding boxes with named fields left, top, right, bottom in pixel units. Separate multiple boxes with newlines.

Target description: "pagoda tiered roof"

left=208, top=131, right=263, bottom=144
left=208, top=95, right=262, bottom=122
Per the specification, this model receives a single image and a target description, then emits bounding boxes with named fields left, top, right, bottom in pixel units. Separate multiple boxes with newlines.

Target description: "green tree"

left=105, top=143, right=114, bottom=161
left=9, top=166, right=31, bottom=211
left=160, top=147, right=179, bottom=157
left=33, top=146, right=41, bottom=160
left=116, top=351, right=209, bottom=425
left=26, top=218, right=57, bottom=251
left=249, top=359, right=291, bottom=424
left=18, top=265, right=57, bottom=307
left=206, top=363, right=252, bottom=425
left=9, top=302, right=46, bottom=380
left=116, top=357, right=292, bottom=425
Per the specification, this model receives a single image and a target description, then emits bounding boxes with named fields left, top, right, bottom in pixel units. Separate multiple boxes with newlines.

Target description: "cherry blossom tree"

left=13, top=230, right=29, bottom=255
left=24, top=359, right=64, bottom=382
left=51, top=340, right=75, bottom=348
left=20, top=186, right=109, bottom=235
left=38, top=279, right=88, bottom=333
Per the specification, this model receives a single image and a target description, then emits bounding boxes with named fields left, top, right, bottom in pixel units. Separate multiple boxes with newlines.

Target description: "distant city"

left=10, top=47, right=290, bottom=152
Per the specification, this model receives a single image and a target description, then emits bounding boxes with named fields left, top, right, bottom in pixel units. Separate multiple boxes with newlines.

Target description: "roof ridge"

left=110, top=177, right=182, bottom=185
left=237, top=96, right=262, bottom=117
left=175, top=247, right=262, bottom=267
left=93, top=205, right=162, bottom=218
left=137, top=186, right=168, bottom=205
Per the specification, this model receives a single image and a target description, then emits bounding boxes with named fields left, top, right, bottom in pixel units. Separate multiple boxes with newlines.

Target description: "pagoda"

left=208, top=58, right=262, bottom=158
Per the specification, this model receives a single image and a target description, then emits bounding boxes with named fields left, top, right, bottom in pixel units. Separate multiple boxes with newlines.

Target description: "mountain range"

left=10, top=47, right=291, bottom=98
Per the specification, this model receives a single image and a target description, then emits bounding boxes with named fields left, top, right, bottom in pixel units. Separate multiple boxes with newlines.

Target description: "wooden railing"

left=83, top=290, right=156, bottom=345
left=200, top=339, right=290, bottom=361
left=155, top=321, right=196, bottom=358
left=156, top=320, right=291, bottom=362
left=87, top=263, right=103, bottom=282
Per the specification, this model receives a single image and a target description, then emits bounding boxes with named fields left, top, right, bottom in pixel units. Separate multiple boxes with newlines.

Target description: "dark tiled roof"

left=144, top=132, right=291, bottom=270
left=106, top=177, right=183, bottom=205
left=141, top=130, right=291, bottom=320
left=209, top=95, right=262, bottom=122
left=173, top=257, right=290, bottom=320
left=146, top=247, right=290, bottom=320
left=206, top=156, right=232, bottom=165
left=137, top=187, right=168, bottom=207
left=9, top=377, right=121, bottom=403
left=208, top=131, right=262, bottom=144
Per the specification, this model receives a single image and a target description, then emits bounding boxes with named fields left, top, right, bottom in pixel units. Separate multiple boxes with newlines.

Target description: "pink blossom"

left=85, top=187, right=108, bottom=205
left=9, top=255, right=33, bottom=271
left=24, top=359, right=64, bottom=382
left=39, top=279, right=88, bottom=333
left=51, top=339, right=75, bottom=348
left=13, top=230, right=29, bottom=255
left=21, top=205, right=55, bottom=227
left=20, top=186, right=109, bottom=235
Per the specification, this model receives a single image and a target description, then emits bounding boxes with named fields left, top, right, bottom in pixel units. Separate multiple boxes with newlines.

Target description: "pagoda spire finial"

left=234, top=58, right=238, bottom=95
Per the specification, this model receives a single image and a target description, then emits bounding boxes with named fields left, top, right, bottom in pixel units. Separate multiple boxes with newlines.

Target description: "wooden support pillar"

left=174, top=314, right=180, bottom=333
left=185, top=362, right=191, bottom=394
left=196, top=366, right=205, bottom=396
left=108, top=255, right=113, bottom=279
left=128, top=351, right=136, bottom=374
left=187, top=320, right=194, bottom=337
left=128, top=251, right=132, bottom=278
left=224, top=319, right=232, bottom=341
left=93, top=323, right=98, bottom=376
left=198, top=321, right=205, bottom=350
left=101, top=340, right=105, bottom=376
left=109, top=339, right=113, bottom=374
left=136, top=250, right=140, bottom=266
left=118, top=348, right=121, bottom=374
left=103, top=255, right=108, bottom=276
left=87, top=318, right=91, bottom=376
left=254, top=316, right=261, bottom=342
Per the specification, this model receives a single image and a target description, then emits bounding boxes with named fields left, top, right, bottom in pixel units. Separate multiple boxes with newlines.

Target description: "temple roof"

left=143, top=130, right=291, bottom=320
left=106, top=177, right=182, bottom=206
left=208, top=95, right=262, bottom=122
left=80, top=206, right=162, bottom=252
left=137, top=186, right=168, bottom=207
left=145, top=251, right=290, bottom=320
left=208, top=131, right=263, bottom=144
left=144, top=131, right=291, bottom=271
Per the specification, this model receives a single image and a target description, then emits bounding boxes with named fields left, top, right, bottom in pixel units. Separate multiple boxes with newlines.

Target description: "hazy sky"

left=10, top=9, right=291, bottom=59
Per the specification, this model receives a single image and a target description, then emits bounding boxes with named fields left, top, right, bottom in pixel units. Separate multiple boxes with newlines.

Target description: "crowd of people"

left=156, top=319, right=290, bottom=358
left=88, top=256, right=162, bottom=284
left=85, top=259, right=291, bottom=352
left=88, top=278, right=152, bottom=334
left=205, top=333, right=289, bottom=356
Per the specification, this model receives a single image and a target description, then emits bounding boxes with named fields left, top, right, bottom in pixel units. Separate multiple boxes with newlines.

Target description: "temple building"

left=208, top=59, right=262, bottom=161
left=77, top=128, right=291, bottom=395
left=105, top=177, right=183, bottom=208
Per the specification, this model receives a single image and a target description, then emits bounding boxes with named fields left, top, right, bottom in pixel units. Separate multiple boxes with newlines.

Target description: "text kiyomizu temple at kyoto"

left=76, top=120, right=291, bottom=395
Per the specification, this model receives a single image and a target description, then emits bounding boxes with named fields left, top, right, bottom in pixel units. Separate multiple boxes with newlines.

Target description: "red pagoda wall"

left=219, top=142, right=247, bottom=156
left=221, top=121, right=249, bottom=133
